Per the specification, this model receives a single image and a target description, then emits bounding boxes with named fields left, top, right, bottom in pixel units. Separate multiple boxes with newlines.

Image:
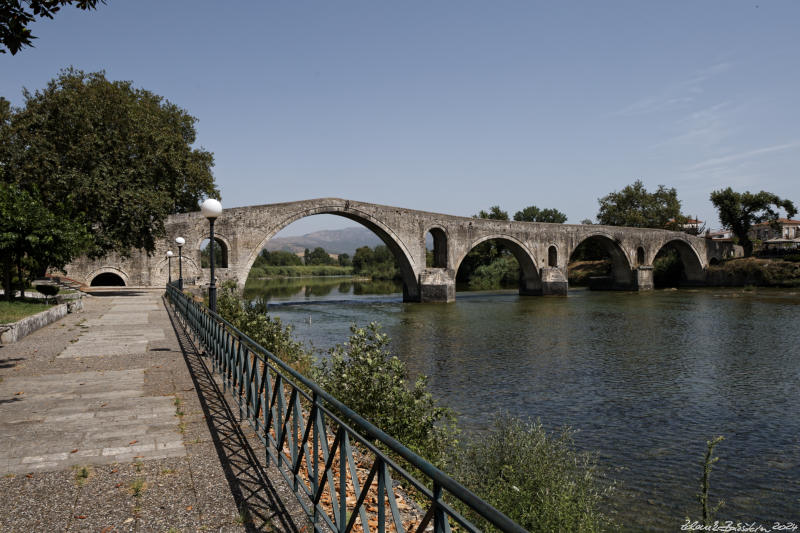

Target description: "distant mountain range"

left=264, top=227, right=384, bottom=256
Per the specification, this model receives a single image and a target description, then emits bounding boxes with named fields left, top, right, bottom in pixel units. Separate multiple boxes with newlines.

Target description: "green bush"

left=34, top=284, right=59, bottom=297
left=215, top=282, right=313, bottom=375
left=313, top=323, right=456, bottom=464
left=449, top=416, right=614, bottom=533
left=468, top=255, right=520, bottom=290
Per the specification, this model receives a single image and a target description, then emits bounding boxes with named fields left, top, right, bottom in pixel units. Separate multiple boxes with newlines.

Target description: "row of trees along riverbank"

left=246, top=246, right=404, bottom=280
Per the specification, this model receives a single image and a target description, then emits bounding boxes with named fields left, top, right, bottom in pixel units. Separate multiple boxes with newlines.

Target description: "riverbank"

left=706, top=257, right=800, bottom=287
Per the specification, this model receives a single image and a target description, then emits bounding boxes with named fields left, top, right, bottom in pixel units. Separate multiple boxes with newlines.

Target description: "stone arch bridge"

left=64, top=198, right=741, bottom=302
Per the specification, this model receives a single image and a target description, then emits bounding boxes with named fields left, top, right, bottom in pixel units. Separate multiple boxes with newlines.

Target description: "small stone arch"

left=199, top=235, right=229, bottom=269
left=653, top=238, right=706, bottom=284
left=87, top=266, right=129, bottom=287
left=454, top=234, right=541, bottom=294
left=569, top=233, right=635, bottom=289
left=425, top=226, right=449, bottom=268
left=636, top=246, right=646, bottom=266
left=548, top=245, right=558, bottom=267
left=242, top=204, right=420, bottom=301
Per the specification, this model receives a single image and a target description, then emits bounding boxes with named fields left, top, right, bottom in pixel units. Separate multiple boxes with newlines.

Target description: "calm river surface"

left=245, top=277, right=800, bottom=531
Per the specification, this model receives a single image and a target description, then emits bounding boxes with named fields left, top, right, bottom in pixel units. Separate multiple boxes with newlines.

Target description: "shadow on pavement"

left=165, top=297, right=302, bottom=533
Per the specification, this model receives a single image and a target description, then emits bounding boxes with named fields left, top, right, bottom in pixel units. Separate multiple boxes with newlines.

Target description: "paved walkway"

left=0, top=290, right=303, bottom=532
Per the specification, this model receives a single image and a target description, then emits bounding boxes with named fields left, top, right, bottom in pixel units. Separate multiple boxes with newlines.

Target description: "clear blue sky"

left=2, top=1, right=799, bottom=235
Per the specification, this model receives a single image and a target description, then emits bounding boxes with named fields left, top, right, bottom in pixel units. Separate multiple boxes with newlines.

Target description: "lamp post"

left=175, top=237, right=185, bottom=290
left=200, top=198, right=223, bottom=312
left=166, top=251, right=173, bottom=285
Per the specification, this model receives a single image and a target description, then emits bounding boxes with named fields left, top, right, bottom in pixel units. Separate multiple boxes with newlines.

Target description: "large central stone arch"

left=238, top=204, right=421, bottom=301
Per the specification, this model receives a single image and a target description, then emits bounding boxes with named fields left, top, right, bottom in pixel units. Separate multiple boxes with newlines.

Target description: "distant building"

left=667, top=217, right=704, bottom=233
left=707, top=229, right=734, bottom=241
left=748, top=219, right=800, bottom=242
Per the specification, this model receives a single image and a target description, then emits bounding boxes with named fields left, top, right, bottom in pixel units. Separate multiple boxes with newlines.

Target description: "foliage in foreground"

left=0, top=0, right=105, bottom=55
left=215, top=282, right=313, bottom=375
left=314, top=323, right=457, bottom=464
left=449, top=416, right=614, bottom=533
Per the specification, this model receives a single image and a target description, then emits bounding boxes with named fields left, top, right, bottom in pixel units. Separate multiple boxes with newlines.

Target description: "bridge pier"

left=540, top=267, right=567, bottom=296
left=635, top=266, right=654, bottom=291
left=418, top=268, right=456, bottom=303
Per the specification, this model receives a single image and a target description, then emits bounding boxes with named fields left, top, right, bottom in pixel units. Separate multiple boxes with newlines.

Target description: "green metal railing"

left=166, top=283, right=527, bottom=533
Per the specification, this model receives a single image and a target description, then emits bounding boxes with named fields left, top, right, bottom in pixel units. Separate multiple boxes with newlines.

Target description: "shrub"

left=468, top=255, right=520, bottom=290
left=34, top=283, right=59, bottom=303
left=313, top=323, right=456, bottom=464
left=215, top=282, right=313, bottom=375
left=449, top=416, right=614, bottom=533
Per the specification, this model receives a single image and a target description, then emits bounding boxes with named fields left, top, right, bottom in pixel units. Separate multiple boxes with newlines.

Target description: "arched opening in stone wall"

left=653, top=240, right=705, bottom=287
left=243, top=213, right=419, bottom=302
left=455, top=237, right=540, bottom=294
left=548, top=246, right=558, bottom=267
left=568, top=235, right=634, bottom=290
left=636, top=247, right=645, bottom=266
left=200, top=237, right=228, bottom=268
left=90, top=272, right=126, bottom=286
left=426, top=228, right=448, bottom=268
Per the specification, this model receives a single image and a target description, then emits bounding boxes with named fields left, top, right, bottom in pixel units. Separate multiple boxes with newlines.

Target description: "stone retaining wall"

left=0, top=299, right=83, bottom=344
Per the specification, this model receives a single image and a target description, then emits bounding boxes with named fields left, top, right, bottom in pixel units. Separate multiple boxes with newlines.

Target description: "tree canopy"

left=513, top=205, right=567, bottom=223
left=709, top=188, right=797, bottom=257
left=0, top=68, right=218, bottom=260
left=1, top=0, right=105, bottom=55
left=475, top=205, right=509, bottom=221
left=596, top=180, right=683, bottom=229
left=0, top=183, right=88, bottom=299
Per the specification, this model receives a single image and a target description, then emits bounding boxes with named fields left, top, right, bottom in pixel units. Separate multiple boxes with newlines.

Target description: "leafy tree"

left=0, top=184, right=88, bottom=300
left=1, top=0, right=105, bottom=55
left=475, top=205, right=509, bottom=221
left=337, top=253, right=351, bottom=267
left=597, top=180, right=683, bottom=229
left=352, top=246, right=373, bottom=272
left=255, top=249, right=302, bottom=267
left=458, top=206, right=514, bottom=284
left=306, top=246, right=335, bottom=265
left=200, top=240, right=224, bottom=268
left=0, top=68, right=218, bottom=261
left=352, top=245, right=399, bottom=280
left=710, top=188, right=797, bottom=257
left=513, top=205, right=567, bottom=223
left=580, top=218, right=594, bottom=225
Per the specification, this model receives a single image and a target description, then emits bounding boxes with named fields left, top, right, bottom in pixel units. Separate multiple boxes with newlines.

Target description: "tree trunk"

left=2, top=262, right=13, bottom=302
left=741, top=237, right=754, bottom=257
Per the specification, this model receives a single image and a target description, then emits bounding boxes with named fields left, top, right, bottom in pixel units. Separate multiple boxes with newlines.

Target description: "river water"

left=244, top=277, right=800, bottom=531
